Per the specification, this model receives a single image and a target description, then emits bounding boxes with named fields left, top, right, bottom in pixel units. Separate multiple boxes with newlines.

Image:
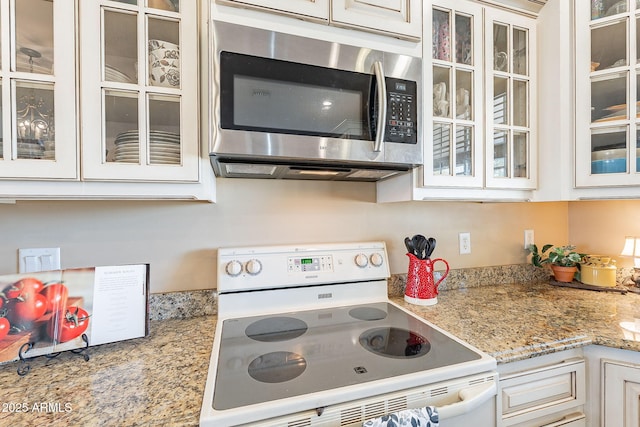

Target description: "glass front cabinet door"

left=484, top=8, right=537, bottom=190
left=576, top=0, right=640, bottom=187
left=426, top=0, right=484, bottom=189
left=0, top=0, right=76, bottom=179
left=80, top=0, right=199, bottom=182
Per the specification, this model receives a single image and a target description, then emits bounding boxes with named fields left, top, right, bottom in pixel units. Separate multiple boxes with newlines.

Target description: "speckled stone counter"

left=0, top=281, right=639, bottom=426
left=0, top=316, right=216, bottom=427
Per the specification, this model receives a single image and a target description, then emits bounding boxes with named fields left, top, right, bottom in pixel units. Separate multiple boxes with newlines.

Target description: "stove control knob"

left=225, top=260, right=243, bottom=277
left=245, top=259, right=262, bottom=275
left=355, top=253, right=369, bottom=268
left=370, top=253, right=384, bottom=267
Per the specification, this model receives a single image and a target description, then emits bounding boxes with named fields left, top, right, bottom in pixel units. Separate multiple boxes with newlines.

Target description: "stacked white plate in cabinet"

left=113, top=130, right=180, bottom=164
left=16, top=139, right=44, bottom=159
left=105, top=66, right=133, bottom=83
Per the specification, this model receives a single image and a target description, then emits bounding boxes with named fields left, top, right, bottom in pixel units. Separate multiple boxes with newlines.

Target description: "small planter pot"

left=551, top=265, right=577, bottom=283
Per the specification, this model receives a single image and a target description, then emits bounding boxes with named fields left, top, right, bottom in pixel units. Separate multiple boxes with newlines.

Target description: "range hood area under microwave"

left=209, top=21, right=423, bottom=182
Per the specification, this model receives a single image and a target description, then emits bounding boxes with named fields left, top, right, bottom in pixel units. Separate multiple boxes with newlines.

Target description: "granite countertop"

left=0, top=282, right=638, bottom=426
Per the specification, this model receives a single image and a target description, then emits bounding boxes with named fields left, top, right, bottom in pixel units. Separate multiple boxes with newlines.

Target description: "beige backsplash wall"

left=568, top=200, right=640, bottom=268
left=0, top=179, right=569, bottom=292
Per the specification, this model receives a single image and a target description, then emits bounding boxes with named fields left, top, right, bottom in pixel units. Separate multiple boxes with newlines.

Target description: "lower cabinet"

left=498, top=350, right=586, bottom=427
left=603, top=360, right=640, bottom=427
left=584, top=345, right=640, bottom=427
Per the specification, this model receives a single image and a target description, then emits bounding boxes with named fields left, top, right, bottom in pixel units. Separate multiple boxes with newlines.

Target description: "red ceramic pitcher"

left=404, top=253, right=450, bottom=306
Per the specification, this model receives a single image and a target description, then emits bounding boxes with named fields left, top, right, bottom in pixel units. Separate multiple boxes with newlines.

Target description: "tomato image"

left=47, top=306, right=90, bottom=343
left=3, top=277, right=44, bottom=300
left=6, top=293, right=47, bottom=325
left=0, top=317, right=9, bottom=340
left=40, top=283, right=68, bottom=313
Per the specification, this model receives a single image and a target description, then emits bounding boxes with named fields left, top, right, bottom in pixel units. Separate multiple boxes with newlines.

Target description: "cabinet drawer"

left=500, top=358, right=585, bottom=426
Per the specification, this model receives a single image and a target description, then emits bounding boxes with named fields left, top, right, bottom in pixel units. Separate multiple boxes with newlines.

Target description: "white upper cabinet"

left=79, top=0, right=200, bottom=182
left=0, top=0, right=76, bottom=179
left=216, top=0, right=328, bottom=20
left=216, top=0, right=422, bottom=41
left=331, top=0, right=422, bottom=41
left=575, top=0, right=640, bottom=188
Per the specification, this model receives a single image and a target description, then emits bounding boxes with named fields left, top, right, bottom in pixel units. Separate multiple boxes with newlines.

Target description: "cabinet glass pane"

left=637, top=17, right=640, bottom=63
left=0, top=84, right=2, bottom=159
left=456, top=70, right=472, bottom=120
left=591, top=74, right=627, bottom=123
left=105, top=90, right=139, bottom=164
left=591, top=128, right=627, bottom=174
left=15, top=82, right=54, bottom=160
left=637, top=73, right=640, bottom=117
left=148, top=94, right=180, bottom=165
left=455, top=13, right=472, bottom=65
left=513, top=28, right=528, bottom=76
left=433, top=9, right=451, bottom=61
left=591, top=21, right=627, bottom=71
left=114, top=0, right=138, bottom=4
left=104, top=10, right=137, bottom=84
left=494, top=77, right=509, bottom=124
left=636, top=129, right=640, bottom=172
left=148, top=18, right=180, bottom=88
left=455, top=125, right=473, bottom=176
left=514, top=131, right=528, bottom=178
left=16, top=0, right=53, bottom=75
left=513, top=80, right=528, bottom=127
left=592, top=0, right=628, bottom=19
left=493, top=23, right=509, bottom=72
left=433, top=66, right=451, bottom=118
left=433, top=123, right=451, bottom=176
left=493, top=130, right=508, bottom=177
left=148, top=0, right=178, bottom=12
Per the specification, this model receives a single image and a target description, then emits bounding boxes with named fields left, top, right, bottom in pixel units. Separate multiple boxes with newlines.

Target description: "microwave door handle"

left=373, top=61, right=386, bottom=153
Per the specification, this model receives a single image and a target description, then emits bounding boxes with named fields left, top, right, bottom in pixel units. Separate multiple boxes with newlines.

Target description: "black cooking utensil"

left=426, top=237, right=436, bottom=258
left=404, top=237, right=415, bottom=256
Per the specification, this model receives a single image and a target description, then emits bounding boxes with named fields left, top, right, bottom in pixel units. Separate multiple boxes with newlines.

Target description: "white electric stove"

left=200, top=242, right=498, bottom=427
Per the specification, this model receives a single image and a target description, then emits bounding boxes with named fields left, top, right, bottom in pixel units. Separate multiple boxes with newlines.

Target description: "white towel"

left=363, top=406, right=439, bottom=427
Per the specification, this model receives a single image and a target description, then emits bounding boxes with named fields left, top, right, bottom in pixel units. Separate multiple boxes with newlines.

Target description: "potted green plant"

left=528, top=244, right=586, bottom=282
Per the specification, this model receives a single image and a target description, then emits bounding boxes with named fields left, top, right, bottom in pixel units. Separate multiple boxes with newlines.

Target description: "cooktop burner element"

left=359, top=327, right=430, bottom=358
left=349, top=306, right=388, bottom=321
left=248, top=351, right=307, bottom=383
left=245, top=317, right=308, bottom=342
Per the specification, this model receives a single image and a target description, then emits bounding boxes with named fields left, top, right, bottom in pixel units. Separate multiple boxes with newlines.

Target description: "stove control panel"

left=288, top=256, right=333, bottom=273
left=217, top=242, right=390, bottom=293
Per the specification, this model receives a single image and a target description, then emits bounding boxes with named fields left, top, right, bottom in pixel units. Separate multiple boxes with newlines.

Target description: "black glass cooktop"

left=213, top=302, right=482, bottom=410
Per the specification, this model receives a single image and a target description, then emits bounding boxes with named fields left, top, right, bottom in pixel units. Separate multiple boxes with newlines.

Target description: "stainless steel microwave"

left=209, top=21, right=422, bottom=181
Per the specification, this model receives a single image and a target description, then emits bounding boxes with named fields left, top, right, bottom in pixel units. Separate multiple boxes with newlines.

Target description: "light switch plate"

left=18, top=248, right=61, bottom=273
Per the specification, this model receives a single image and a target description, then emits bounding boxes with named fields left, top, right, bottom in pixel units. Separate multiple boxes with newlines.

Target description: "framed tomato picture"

left=0, top=264, right=149, bottom=365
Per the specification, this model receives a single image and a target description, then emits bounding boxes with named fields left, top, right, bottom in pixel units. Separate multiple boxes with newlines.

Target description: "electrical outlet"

left=524, top=229, right=535, bottom=249
left=459, top=232, right=471, bottom=255
left=18, top=248, right=61, bottom=273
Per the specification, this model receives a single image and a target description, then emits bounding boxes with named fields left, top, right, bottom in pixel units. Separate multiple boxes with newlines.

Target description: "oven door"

left=246, top=373, right=498, bottom=427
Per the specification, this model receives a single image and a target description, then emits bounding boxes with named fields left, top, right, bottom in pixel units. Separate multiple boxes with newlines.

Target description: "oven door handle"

left=373, top=61, right=386, bottom=153
left=437, top=381, right=497, bottom=420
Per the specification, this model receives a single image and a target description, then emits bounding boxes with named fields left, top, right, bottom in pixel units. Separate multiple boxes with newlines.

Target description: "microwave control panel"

left=385, top=78, right=417, bottom=144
